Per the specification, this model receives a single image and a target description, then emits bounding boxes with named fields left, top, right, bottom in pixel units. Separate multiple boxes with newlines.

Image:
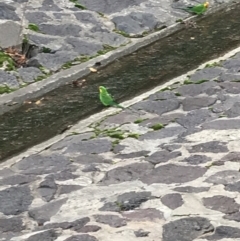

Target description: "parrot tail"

left=112, top=102, right=139, bottom=114
left=112, top=102, right=125, bottom=109
left=115, top=104, right=125, bottom=109
left=174, top=6, right=193, bottom=12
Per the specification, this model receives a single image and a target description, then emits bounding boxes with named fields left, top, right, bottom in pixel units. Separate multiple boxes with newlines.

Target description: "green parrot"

left=99, top=86, right=124, bottom=109
left=178, top=1, right=209, bottom=15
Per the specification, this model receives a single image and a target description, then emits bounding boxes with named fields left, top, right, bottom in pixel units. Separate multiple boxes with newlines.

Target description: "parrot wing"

left=106, top=92, right=114, bottom=102
left=187, top=4, right=206, bottom=14
left=99, top=88, right=125, bottom=109
left=106, top=94, right=125, bottom=109
left=100, top=91, right=117, bottom=106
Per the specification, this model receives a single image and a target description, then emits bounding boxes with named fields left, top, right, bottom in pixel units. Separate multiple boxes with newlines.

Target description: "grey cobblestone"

left=0, top=1, right=240, bottom=241
left=0, top=0, right=231, bottom=92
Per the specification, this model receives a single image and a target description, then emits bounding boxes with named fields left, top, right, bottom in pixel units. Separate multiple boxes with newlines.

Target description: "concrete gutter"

left=3, top=43, right=240, bottom=169
left=0, top=1, right=234, bottom=115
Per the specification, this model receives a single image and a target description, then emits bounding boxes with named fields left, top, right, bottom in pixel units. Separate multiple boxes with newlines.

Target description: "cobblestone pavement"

left=0, top=0, right=231, bottom=92
left=1, top=49, right=240, bottom=240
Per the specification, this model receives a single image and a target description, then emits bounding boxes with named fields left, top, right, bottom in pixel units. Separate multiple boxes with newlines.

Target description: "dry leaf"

left=24, top=101, right=32, bottom=104
left=35, top=97, right=44, bottom=105
left=4, top=47, right=27, bottom=67
left=89, top=67, right=97, bottom=73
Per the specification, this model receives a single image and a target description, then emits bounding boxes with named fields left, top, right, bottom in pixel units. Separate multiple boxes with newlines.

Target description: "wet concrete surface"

left=0, top=2, right=240, bottom=161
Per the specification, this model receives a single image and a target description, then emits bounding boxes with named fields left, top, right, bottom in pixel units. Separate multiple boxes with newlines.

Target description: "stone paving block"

left=0, top=20, right=22, bottom=49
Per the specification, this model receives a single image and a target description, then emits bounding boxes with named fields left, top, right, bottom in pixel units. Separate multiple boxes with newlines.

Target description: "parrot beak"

left=204, top=1, right=209, bottom=8
left=99, top=87, right=102, bottom=93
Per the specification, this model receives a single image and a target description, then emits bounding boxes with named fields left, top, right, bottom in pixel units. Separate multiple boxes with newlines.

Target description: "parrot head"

left=204, top=1, right=209, bottom=8
left=99, top=86, right=107, bottom=94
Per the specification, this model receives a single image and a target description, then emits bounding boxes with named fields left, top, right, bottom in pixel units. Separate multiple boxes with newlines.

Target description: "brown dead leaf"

left=35, top=98, right=44, bottom=105
left=72, top=80, right=78, bottom=86
left=72, top=80, right=82, bottom=87
left=89, top=67, right=97, bottom=73
left=4, top=47, right=27, bottom=67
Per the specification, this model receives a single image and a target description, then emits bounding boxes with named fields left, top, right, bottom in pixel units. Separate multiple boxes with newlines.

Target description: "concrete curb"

left=0, top=1, right=234, bottom=115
